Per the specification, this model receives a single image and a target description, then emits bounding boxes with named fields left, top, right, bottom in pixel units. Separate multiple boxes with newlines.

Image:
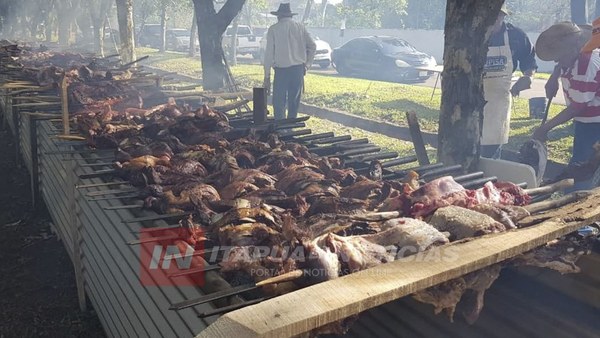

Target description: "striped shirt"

left=263, top=18, right=316, bottom=71
left=561, top=49, right=600, bottom=123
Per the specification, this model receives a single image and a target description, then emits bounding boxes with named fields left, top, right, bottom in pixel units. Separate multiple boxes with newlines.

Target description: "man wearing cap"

left=263, top=3, right=316, bottom=120
left=533, top=20, right=600, bottom=178
left=481, top=5, right=537, bottom=158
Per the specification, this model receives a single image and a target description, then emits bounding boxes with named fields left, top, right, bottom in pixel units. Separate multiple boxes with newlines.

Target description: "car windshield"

left=379, top=38, right=417, bottom=55
left=170, top=30, right=189, bottom=37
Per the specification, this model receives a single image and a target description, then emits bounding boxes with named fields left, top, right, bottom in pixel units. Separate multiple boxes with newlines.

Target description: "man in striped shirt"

left=533, top=21, right=600, bottom=168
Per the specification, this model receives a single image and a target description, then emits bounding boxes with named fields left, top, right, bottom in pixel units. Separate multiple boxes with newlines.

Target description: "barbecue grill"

left=1, top=45, right=598, bottom=338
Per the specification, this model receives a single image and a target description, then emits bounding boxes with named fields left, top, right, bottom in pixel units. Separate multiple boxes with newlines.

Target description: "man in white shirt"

left=263, top=3, right=316, bottom=120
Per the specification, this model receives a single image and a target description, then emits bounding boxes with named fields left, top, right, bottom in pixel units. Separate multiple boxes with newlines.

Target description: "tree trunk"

left=596, top=0, right=600, bottom=18
left=189, top=12, right=198, bottom=57
left=437, top=0, right=504, bottom=172
left=321, top=0, right=328, bottom=27
left=302, top=0, right=314, bottom=24
left=229, top=18, right=239, bottom=66
left=92, top=23, right=106, bottom=56
left=115, top=0, right=136, bottom=64
left=192, top=0, right=246, bottom=90
left=159, top=3, right=167, bottom=52
left=571, top=0, right=588, bottom=24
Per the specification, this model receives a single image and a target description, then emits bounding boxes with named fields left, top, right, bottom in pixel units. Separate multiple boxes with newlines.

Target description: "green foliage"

left=336, top=0, right=408, bottom=29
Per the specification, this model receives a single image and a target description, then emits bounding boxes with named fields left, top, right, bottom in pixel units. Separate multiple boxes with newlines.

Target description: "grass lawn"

left=137, top=48, right=572, bottom=164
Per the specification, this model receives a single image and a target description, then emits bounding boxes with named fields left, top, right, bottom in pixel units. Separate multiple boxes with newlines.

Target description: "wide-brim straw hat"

left=536, top=22, right=583, bottom=61
left=270, top=3, right=297, bottom=17
left=581, top=17, right=600, bottom=52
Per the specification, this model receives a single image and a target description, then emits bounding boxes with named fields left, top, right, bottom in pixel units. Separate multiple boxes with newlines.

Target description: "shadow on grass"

left=373, top=99, right=439, bottom=121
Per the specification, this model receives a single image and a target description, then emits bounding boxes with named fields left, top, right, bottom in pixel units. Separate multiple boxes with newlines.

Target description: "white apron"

left=482, top=30, right=513, bottom=145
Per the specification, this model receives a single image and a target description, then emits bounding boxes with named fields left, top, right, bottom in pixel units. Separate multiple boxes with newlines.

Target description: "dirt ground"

left=0, top=125, right=105, bottom=337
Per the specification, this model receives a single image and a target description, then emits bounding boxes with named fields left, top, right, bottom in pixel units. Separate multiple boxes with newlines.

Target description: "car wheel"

left=319, top=61, right=331, bottom=69
left=334, top=60, right=349, bottom=75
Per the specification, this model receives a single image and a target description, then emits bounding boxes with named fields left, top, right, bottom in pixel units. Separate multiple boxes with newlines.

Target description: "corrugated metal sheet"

left=2, top=94, right=16, bottom=135
left=32, top=119, right=219, bottom=337
left=19, top=111, right=32, bottom=173
left=331, top=268, right=599, bottom=338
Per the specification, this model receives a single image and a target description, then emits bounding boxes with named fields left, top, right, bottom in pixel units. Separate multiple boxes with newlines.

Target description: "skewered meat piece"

left=220, top=246, right=298, bottom=295
left=512, top=237, right=594, bottom=274
left=427, top=206, right=506, bottom=240
left=304, top=196, right=367, bottom=217
left=220, top=181, right=260, bottom=200
left=409, top=177, right=530, bottom=218
left=362, top=218, right=449, bottom=256
left=470, top=203, right=529, bottom=229
left=114, top=155, right=170, bottom=171
left=301, top=232, right=393, bottom=283
left=412, top=264, right=502, bottom=323
left=316, top=157, right=358, bottom=187
left=218, top=223, right=282, bottom=247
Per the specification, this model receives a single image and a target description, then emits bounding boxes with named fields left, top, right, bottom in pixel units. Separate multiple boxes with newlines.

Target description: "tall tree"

left=86, top=0, right=113, bottom=56
left=189, top=12, right=198, bottom=57
left=56, top=0, right=80, bottom=46
left=192, top=0, right=246, bottom=90
left=437, top=0, right=504, bottom=171
left=116, top=0, right=136, bottom=63
left=571, top=0, right=588, bottom=23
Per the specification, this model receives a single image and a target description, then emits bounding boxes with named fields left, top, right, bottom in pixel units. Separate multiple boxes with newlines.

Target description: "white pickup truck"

left=222, top=25, right=261, bottom=59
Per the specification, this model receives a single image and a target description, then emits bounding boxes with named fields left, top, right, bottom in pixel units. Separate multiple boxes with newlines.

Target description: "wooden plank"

left=197, top=189, right=600, bottom=338
left=405, top=111, right=430, bottom=165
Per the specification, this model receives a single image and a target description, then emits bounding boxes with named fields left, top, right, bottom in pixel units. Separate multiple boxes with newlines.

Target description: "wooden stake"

left=60, top=76, right=69, bottom=135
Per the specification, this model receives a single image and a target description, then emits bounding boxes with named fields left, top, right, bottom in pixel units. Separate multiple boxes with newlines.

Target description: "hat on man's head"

left=271, top=3, right=297, bottom=17
left=535, top=22, right=582, bottom=61
left=581, top=17, right=600, bottom=52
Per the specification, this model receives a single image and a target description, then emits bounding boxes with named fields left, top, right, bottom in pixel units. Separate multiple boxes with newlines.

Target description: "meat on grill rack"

left=11, top=47, right=591, bottom=336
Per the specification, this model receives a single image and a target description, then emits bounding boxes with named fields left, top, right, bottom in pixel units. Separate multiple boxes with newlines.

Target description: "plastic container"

left=529, top=97, right=547, bottom=119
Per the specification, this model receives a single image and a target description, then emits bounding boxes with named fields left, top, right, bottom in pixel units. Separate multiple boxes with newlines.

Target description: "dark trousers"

left=568, top=121, right=600, bottom=191
left=273, top=64, right=304, bottom=120
left=481, top=144, right=502, bottom=159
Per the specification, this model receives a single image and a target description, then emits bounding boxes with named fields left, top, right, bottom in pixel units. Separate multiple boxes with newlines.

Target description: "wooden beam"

left=197, top=189, right=600, bottom=338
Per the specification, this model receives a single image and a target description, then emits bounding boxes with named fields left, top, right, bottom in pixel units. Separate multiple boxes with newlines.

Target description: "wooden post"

left=405, top=111, right=430, bottom=165
left=253, top=87, right=267, bottom=124
left=29, top=114, right=40, bottom=210
left=60, top=76, right=70, bottom=135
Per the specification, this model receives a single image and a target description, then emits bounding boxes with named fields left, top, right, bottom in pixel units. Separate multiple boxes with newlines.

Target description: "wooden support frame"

left=198, top=189, right=600, bottom=338
left=406, top=111, right=430, bottom=166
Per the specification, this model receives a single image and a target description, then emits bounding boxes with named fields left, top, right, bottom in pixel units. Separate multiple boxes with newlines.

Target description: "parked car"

left=331, top=36, right=437, bottom=82
left=259, top=33, right=332, bottom=69
left=138, top=24, right=162, bottom=48
left=166, top=28, right=199, bottom=52
left=223, top=25, right=260, bottom=59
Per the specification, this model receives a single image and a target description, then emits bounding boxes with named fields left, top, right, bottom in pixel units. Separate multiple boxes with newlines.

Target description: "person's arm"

left=509, top=25, right=537, bottom=96
left=263, top=28, right=274, bottom=93
left=532, top=104, right=582, bottom=141
left=545, top=64, right=562, bottom=99
left=304, top=28, right=316, bottom=71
